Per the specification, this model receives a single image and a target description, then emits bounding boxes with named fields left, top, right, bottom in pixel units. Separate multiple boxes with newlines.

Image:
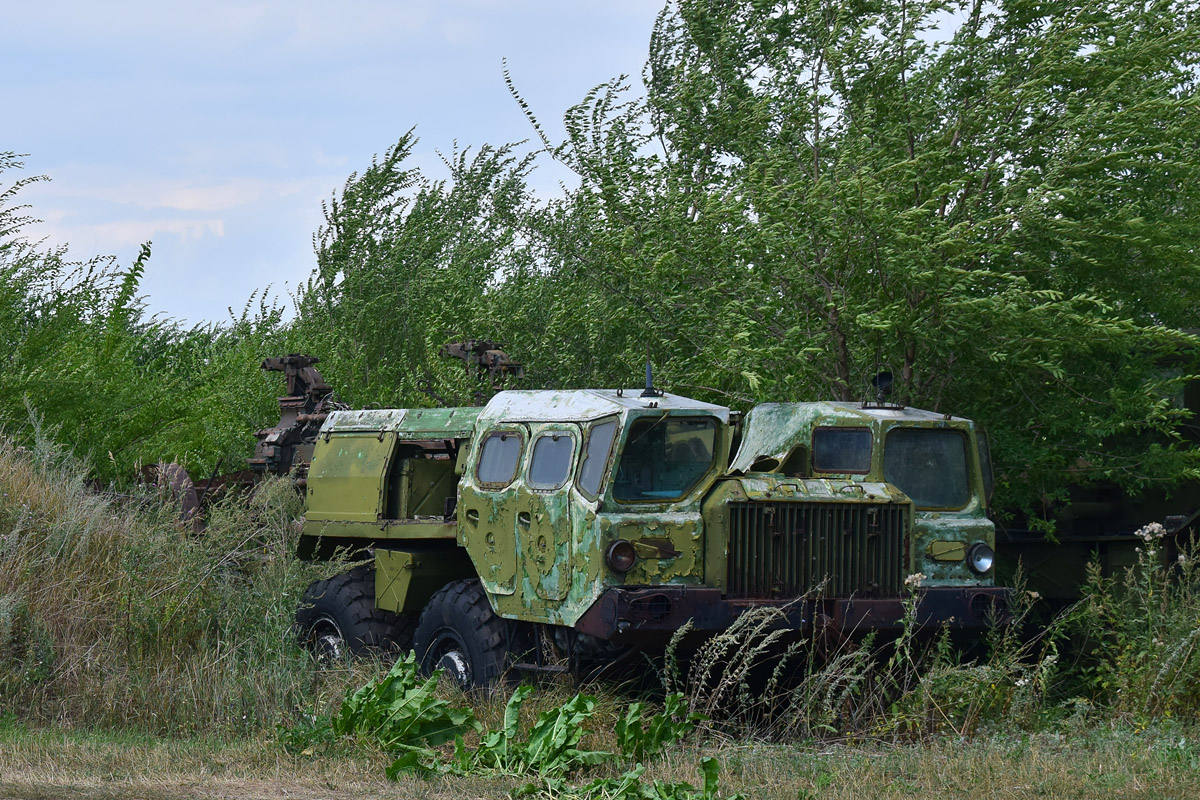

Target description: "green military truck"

left=294, top=380, right=1007, bottom=687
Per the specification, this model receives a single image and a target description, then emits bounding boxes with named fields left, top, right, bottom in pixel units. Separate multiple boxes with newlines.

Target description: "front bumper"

left=573, top=585, right=1011, bottom=645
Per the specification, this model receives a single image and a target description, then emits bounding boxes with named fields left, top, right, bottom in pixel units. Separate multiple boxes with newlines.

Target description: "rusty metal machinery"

left=248, top=354, right=343, bottom=485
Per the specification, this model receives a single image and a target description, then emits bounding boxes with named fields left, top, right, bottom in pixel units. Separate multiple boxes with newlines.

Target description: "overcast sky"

left=4, top=1, right=663, bottom=326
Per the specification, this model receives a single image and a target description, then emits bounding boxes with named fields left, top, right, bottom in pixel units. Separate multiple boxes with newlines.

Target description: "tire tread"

left=296, top=564, right=415, bottom=655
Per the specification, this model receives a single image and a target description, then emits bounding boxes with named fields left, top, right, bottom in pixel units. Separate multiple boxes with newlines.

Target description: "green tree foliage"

left=294, top=132, right=551, bottom=407
left=0, top=154, right=292, bottom=482
left=306, top=0, right=1199, bottom=512
left=536, top=0, right=1200, bottom=512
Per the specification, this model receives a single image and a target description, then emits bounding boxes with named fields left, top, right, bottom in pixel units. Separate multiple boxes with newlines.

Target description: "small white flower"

left=904, top=572, right=927, bottom=588
left=1136, top=522, right=1167, bottom=542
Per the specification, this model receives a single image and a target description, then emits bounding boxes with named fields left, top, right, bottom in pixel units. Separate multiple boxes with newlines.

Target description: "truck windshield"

left=812, top=427, right=872, bottom=473
left=883, top=428, right=970, bottom=509
left=613, top=416, right=718, bottom=502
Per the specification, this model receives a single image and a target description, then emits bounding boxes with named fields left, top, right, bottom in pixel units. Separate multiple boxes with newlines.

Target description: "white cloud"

left=26, top=218, right=225, bottom=253
left=25, top=172, right=329, bottom=213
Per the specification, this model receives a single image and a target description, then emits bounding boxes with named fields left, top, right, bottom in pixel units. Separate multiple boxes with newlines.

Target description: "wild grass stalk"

left=661, top=574, right=1062, bottom=742
left=0, top=430, right=342, bottom=733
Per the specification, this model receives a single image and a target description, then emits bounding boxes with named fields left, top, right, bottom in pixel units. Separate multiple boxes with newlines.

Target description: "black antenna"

left=640, top=346, right=664, bottom=399
left=641, top=358, right=657, bottom=398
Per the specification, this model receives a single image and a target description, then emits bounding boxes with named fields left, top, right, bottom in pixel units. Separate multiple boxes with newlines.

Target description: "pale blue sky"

left=5, top=1, right=663, bottom=325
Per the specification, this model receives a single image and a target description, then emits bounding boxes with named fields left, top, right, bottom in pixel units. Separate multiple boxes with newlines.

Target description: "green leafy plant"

left=518, top=758, right=744, bottom=800
left=276, top=711, right=337, bottom=756
left=615, top=692, right=705, bottom=762
left=332, top=652, right=479, bottom=753
left=335, top=669, right=716, bottom=796
left=387, top=685, right=611, bottom=779
left=479, top=689, right=611, bottom=776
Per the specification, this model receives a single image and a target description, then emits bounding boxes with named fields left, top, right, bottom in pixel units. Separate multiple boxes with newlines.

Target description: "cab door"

left=515, top=424, right=580, bottom=601
left=458, top=425, right=528, bottom=596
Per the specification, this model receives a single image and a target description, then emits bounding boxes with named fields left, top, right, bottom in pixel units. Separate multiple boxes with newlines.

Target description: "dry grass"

left=1, top=721, right=1199, bottom=800
left=0, top=432, right=354, bottom=735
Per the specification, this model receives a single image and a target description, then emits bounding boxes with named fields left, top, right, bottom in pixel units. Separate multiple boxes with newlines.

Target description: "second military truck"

left=294, top=376, right=1006, bottom=686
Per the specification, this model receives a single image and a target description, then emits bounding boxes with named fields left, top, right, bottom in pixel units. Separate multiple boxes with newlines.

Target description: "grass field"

left=2, top=718, right=1199, bottom=800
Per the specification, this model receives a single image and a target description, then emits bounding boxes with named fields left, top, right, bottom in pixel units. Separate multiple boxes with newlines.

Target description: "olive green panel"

left=392, top=407, right=483, bottom=438
left=300, top=518, right=456, bottom=541
left=516, top=423, right=580, bottom=602
left=613, top=513, right=704, bottom=585
left=375, top=547, right=474, bottom=614
left=409, top=458, right=457, bottom=516
left=913, top=515, right=995, bottom=585
left=701, top=478, right=746, bottom=593
left=306, top=432, right=397, bottom=522
left=927, top=540, right=967, bottom=561
left=457, top=424, right=530, bottom=598
left=520, top=490, right=572, bottom=600
left=324, top=406, right=482, bottom=437
left=375, top=549, right=417, bottom=612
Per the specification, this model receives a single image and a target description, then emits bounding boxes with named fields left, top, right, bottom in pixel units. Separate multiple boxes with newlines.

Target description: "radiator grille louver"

left=726, top=501, right=908, bottom=598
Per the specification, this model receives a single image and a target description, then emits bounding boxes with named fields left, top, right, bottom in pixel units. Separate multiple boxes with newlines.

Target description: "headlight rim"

left=967, top=541, right=995, bottom=575
left=606, top=539, right=638, bottom=573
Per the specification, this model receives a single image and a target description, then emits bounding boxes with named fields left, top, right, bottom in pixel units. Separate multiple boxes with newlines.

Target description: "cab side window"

left=528, top=432, right=575, bottom=490
left=476, top=431, right=523, bottom=487
left=577, top=419, right=618, bottom=498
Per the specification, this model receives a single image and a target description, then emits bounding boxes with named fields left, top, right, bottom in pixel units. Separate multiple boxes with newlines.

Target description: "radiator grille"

left=726, top=501, right=908, bottom=598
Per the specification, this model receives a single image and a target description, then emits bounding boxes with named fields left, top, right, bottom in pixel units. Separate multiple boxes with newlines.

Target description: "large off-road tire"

left=295, top=564, right=415, bottom=660
left=413, top=579, right=508, bottom=689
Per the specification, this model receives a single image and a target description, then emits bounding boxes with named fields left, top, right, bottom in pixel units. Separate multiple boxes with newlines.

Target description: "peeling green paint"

left=301, top=387, right=998, bottom=636
left=726, top=401, right=995, bottom=589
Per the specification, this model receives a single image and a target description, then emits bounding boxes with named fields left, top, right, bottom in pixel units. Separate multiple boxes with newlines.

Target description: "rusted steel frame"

left=574, top=586, right=1012, bottom=644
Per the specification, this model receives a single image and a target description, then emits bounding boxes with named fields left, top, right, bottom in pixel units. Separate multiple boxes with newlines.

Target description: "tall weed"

left=662, top=579, right=1056, bottom=741
left=1069, top=523, right=1200, bottom=720
left=0, top=432, right=338, bottom=733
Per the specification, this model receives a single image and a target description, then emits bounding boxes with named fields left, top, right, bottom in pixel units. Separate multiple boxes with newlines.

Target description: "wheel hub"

left=436, top=648, right=472, bottom=686
left=311, top=616, right=346, bottom=662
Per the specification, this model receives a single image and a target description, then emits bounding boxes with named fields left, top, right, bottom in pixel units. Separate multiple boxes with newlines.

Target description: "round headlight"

left=968, top=542, right=995, bottom=575
left=606, top=540, right=638, bottom=573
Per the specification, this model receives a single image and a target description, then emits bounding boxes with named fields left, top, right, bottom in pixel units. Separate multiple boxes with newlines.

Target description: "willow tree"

left=538, top=0, right=1200, bottom=511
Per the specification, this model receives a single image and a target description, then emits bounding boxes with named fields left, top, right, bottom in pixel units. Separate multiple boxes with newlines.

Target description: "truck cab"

left=455, top=389, right=730, bottom=628
left=704, top=401, right=1003, bottom=632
